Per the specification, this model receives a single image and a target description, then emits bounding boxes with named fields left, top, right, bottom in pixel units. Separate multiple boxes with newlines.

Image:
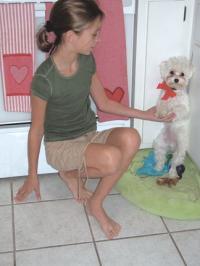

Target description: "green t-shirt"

left=31, top=54, right=97, bottom=141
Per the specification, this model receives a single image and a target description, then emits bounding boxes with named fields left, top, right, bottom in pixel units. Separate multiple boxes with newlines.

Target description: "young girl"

left=15, top=0, right=174, bottom=239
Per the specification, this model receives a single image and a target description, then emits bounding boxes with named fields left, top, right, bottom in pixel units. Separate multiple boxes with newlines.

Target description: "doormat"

left=116, top=149, right=200, bottom=220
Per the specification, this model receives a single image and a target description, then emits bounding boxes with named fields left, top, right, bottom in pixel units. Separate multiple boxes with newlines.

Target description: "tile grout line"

left=171, top=228, right=200, bottom=233
left=0, top=203, right=12, bottom=207
left=13, top=232, right=173, bottom=253
left=83, top=205, right=102, bottom=266
left=94, top=232, right=169, bottom=243
left=161, top=217, right=187, bottom=266
left=15, top=241, right=94, bottom=253
left=0, top=251, right=13, bottom=255
left=10, top=182, right=17, bottom=266
left=13, top=197, right=75, bottom=206
left=12, top=193, right=120, bottom=206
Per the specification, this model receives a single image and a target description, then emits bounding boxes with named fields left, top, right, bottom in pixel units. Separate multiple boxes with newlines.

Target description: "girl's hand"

left=143, top=106, right=175, bottom=122
left=14, top=175, right=41, bottom=203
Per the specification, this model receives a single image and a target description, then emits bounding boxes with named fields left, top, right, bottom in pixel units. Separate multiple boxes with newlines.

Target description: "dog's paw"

left=155, top=111, right=161, bottom=118
left=156, top=109, right=169, bottom=118
left=156, top=177, right=180, bottom=187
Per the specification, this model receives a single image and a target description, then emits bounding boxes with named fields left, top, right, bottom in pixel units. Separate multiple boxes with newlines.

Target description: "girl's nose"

left=95, top=32, right=101, bottom=42
left=95, top=37, right=101, bottom=43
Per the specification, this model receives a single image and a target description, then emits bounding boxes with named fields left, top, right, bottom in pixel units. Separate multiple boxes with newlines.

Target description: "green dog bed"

left=116, top=149, right=200, bottom=220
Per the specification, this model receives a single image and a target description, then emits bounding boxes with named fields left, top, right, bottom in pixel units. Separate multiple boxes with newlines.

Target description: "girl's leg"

left=59, top=128, right=140, bottom=204
left=59, top=170, right=93, bottom=203
left=85, top=128, right=141, bottom=239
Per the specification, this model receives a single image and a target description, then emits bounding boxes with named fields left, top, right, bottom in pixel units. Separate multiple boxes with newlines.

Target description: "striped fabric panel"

left=45, top=2, right=53, bottom=21
left=0, top=3, right=34, bottom=112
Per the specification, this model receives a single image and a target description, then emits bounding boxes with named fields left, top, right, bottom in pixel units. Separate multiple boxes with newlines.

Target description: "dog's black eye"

left=170, top=71, right=174, bottom=75
left=180, top=72, right=185, bottom=77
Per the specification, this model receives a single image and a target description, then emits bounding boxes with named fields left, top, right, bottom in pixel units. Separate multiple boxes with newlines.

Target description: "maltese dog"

left=153, top=56, right=194, bottom=185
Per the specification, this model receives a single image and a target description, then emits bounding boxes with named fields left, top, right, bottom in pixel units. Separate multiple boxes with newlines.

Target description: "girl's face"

left=73, top=17, right=102, bottom=55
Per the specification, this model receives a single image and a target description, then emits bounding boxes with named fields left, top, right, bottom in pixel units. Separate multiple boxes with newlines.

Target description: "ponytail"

left=36, top=26, right=55, bottom=53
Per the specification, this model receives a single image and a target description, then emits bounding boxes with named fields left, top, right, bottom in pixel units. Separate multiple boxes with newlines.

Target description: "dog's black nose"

left=174, top=78, right=179, bottom=83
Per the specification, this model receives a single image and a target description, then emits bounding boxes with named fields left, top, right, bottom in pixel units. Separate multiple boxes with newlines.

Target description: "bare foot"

left=86, top=198, right=121, bottom=239
left=59, top=171, right=93, bottom=203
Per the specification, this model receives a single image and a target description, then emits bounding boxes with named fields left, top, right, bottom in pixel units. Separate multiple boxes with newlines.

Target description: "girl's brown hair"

left=36, top=0, right=104, bottom=54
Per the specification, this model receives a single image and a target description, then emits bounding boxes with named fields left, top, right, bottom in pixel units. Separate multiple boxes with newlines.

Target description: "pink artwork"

left=45, top=2, right=53, bottom=21
left=3, top=54, right=33, bottom=96
left=104, top=87, right=125, bottom=103
left=0, top=3, right=35, bottom=112
left=93, top=0, right=129, bottom=121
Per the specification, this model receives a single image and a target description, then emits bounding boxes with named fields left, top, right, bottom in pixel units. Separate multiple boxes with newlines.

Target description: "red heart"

left=104, top=87, right=124, bottom=102
left=10, top=65, right=28, bottom=84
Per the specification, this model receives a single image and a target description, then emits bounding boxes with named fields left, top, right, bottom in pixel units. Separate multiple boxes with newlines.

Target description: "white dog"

left=153, top=56, right=193, bottom=184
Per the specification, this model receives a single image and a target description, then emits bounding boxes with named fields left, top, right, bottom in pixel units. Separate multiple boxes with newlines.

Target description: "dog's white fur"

left=153, top=56, right=194, bottom=178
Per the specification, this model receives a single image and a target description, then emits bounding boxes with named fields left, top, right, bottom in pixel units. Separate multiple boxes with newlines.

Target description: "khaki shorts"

left=45, top=129, right=113, bottom=172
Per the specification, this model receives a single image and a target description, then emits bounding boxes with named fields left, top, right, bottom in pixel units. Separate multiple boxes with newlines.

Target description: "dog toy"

left=136, top=151, right=171, bottom=177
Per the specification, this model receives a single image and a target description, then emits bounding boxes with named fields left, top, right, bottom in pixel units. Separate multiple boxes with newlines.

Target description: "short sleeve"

left=31, top=74, right=52, bottom=101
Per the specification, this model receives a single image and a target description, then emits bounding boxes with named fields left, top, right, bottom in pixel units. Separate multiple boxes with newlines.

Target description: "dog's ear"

left=159, top=61, right=167, bottom=79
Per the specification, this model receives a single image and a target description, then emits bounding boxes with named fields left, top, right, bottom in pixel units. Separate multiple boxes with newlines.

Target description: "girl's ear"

left=63, top=30, right=77, bottom=43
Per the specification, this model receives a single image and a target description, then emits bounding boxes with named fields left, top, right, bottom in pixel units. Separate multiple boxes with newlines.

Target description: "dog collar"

left=156, top=82, right=176, bottom=100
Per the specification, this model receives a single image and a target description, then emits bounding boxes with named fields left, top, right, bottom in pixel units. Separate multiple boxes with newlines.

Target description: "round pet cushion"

left=116, top=149, right=200, bottom=220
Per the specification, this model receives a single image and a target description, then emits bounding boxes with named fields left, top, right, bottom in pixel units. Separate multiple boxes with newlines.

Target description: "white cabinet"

left=0, top=126, right=55, bottom=178
left=188, top=0, right=200, bottom=169
left=133, top=0, right=195, bottom=148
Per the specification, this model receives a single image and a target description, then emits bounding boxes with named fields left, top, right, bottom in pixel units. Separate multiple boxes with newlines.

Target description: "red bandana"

left=156, top=82, right=176, bottom=100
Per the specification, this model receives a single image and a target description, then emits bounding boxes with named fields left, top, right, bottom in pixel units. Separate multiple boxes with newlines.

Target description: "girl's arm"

left=90, top=73, right=175, bottom=122
left=15, top=95, right=47, bottom=202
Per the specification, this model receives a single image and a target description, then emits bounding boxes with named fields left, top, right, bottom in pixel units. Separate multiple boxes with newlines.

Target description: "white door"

left=133, top=0, right=195, bottom=148
left=188, top=0, right=200, bottom=169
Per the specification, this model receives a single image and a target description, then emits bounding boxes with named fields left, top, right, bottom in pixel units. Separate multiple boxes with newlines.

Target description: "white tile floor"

left=1, top=173, right=200, bottom=266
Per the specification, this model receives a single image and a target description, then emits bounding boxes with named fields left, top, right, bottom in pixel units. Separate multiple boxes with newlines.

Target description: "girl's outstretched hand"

left=14, top=175, right=41, bottom=203
left=142, top=106, right=175, bottom=122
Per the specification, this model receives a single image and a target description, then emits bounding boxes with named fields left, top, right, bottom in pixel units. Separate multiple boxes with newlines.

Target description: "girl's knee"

left=131, top=128, right=141, bottom=146
left=123, top=128, right=141, bottom=151
left=103, top=146, right=122, bottom=175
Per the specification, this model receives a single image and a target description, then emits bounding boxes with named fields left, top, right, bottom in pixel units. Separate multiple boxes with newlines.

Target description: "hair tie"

left=45, top=20, right=54, bottom=32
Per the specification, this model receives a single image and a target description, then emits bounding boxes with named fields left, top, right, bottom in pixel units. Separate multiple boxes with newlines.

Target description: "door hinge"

left=183, top=6, right=187, bottom=21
